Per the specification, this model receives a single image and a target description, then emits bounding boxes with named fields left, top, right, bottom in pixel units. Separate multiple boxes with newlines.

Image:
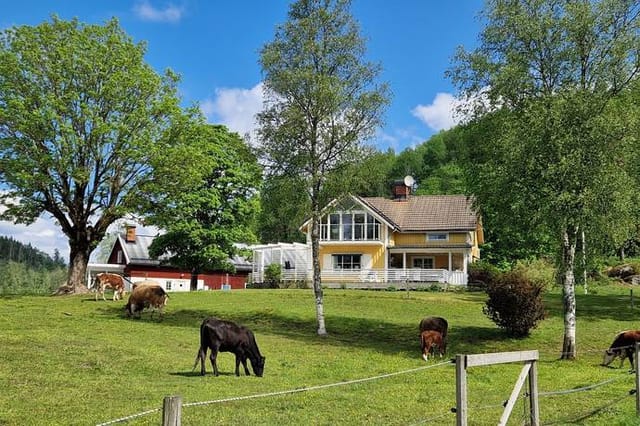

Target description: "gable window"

left=116, top=250, right=123, bottom=264
left=332, top=254, right=361, bottom=270
left=320, top=211, right=381, bottom=241
left=427, top=233, right=448, bottom=241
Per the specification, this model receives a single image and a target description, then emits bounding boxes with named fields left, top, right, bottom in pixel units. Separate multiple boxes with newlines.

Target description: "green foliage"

left=0, top=16, right=182, bottom=287
left=143, top=122, right=262, bottom=274
left=512, top=257, right=557, bottom=290
left=0, top=261, right=66, bottom=295
left=264, top=263, right=283, bottom=288
left=483, top=270, right=546, bottom=337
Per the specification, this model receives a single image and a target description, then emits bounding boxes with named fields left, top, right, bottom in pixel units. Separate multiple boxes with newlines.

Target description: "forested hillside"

left=0, top=236, right=65, bottom=269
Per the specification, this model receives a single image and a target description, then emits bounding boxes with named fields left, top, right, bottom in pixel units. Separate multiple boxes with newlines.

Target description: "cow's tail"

left=192, top=350, right=203, bottom=372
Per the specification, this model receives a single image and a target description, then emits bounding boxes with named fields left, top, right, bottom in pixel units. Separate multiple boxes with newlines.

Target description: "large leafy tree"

left=450, top=0, right=640, bottom=358
left=0, top=17, right=181, bottom=291
left=258, top=0, right=389, bottom=335
left=142, top=120, right=261, bottom=288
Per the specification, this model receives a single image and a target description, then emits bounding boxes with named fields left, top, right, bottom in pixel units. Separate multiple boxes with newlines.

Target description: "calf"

left=193, top=317, right=265, bottom=377
left=124, top=281, right=168, bottom=320
left=93, top=273, right=126, bottom=301
left=602, top=330, right=640, bottom=370
left=420, top=330, right=445, bottom=362
left=419, top=316, right=448, bottom=358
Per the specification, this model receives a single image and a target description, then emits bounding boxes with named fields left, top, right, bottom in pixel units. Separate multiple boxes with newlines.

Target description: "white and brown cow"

left=602, top=330, right=640, bottom=370
left=124, top=281, right=168, bottom=320
left=93, top=273, right=126, bottom=301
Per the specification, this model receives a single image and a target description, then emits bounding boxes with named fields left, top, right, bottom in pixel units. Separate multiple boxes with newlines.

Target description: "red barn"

left=93, top=225, right=251, bottom=291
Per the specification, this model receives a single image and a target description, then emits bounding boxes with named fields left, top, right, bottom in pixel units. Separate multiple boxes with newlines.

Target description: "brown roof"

left=356, top=195, right=477, bottom=232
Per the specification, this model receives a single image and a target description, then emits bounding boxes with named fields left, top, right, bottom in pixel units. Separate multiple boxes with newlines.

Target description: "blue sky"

left=0, top=0, right=484, bottom=261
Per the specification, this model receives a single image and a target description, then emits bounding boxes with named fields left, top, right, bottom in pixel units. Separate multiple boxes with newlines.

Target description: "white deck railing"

left=250, top=268, right=467, bottom=285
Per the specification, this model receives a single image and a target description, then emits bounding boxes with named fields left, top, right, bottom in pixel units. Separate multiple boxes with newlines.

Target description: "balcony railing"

left=249, top=268, right=467, bottom=285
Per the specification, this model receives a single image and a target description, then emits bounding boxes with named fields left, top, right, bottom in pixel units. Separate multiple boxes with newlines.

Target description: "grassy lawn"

left=1, top=284, right=640, bottom=425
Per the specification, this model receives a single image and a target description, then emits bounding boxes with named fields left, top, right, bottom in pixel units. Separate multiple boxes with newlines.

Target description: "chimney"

left=392, top=180, right=411, bottom=201
left=125, top=225, right=136, bottom=243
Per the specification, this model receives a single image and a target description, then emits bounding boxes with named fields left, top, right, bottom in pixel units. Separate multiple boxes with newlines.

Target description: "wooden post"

left=162, top=395, right=182, bottom=426
left=528, top=360, right=540, bottom=426
left=636, top=343, right=640, bottom=417
left=456, top=355, right=467, bottom=426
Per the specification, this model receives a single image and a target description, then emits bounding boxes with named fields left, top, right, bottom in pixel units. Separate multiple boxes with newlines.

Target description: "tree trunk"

left=311, top=210, right=327, bottom=336
left=560, top=226, right=577, bottom=360
left=67, top=243, right=91, bottom=293
left=191, top=269, right=199, bottom=291
left=581, top=229, right=587, bottom=295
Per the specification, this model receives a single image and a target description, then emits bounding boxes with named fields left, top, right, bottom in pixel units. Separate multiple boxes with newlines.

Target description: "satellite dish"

left=404, top=175, right=415, bottom=187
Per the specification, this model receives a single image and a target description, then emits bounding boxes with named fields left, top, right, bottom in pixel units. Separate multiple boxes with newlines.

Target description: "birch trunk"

left=311, top=210, right=327, bottom=336
left=561, top=227, right=577, bottom=360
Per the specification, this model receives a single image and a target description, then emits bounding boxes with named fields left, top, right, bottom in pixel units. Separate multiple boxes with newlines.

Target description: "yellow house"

left=299, top=183, right=483, bottom=286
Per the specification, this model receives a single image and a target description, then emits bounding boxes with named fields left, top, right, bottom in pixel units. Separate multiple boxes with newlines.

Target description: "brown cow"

left=93, top=273, right=126, bottom=301
left=602, top=330, right=640, bottom=370
left=419, top=316, right=448, bottom=360
left=420, top=330, right=445, bottom=362
left=124, top=281, right=168, bottom=319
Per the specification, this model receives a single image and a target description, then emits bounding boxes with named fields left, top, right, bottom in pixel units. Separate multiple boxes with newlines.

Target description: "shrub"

left=264, top=263, right=282, bottom=288
left=483, top=270, right=545, bottom=337
left=512, top=257, right=556, bottom=290
left=468, top=260, right=500, bottom=290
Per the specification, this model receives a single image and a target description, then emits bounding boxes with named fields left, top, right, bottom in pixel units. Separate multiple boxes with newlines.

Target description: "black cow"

left=602, top=330, right=640, bottom=370
left=419, top=316, right=448, bottom=360
left=193, top=317, right=265, bottom=377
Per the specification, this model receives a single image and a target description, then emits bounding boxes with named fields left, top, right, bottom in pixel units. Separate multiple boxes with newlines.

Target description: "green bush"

left=468, top=260, right=500, bottom=290
left=483, top=269, right=546, bottom=337
left=512, top=257, right=556, bottom=290
left=264, top=263, right=283, bottom=288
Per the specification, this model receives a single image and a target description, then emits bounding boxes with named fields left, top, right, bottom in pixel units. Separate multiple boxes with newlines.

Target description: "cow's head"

left=251, top=356, right=266, bottom=377
left=602, top=349, right=617, bottom=366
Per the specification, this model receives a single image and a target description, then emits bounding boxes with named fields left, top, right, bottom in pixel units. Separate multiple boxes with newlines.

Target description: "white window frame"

left=427, top=233, right=449, bottom=242
left=332, top=254, right=362, bottom=270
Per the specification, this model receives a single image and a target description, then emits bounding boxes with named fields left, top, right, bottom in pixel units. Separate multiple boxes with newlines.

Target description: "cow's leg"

left=210, top=347, right=219, bottom=376
left=629, top=349, right=635, bottom=371
left=199, top=348, right=207, bottom=376
left=235, top=354, right=250, bottom=376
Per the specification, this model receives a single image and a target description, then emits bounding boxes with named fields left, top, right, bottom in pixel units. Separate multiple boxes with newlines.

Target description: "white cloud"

left=411, top=92, right=463, bottom=132
left=200, top=82, right=265, bottom=140
left=133, top=1, right=184, bottom=23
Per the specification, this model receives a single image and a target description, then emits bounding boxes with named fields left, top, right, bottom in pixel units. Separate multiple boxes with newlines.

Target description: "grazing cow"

left=93, top=273, right=126, bottom=301
left=420, top=330, right=445, bottom=362
left=124, top=281, right=168, bottom=319
left=419, top=316, right=448, bottom=359
left=602, top=330, right=640, bottom=370
left=193, top=317, right=265, bottom=377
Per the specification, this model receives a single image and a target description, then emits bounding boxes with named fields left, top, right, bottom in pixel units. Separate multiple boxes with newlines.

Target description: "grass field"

left=2, top=284, right=640, bottom=425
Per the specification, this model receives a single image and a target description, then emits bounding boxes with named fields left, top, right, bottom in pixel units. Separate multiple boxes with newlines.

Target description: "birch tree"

left=449, top=0, right=640, bottom=358
left=258, top=0, right=389, bottom=335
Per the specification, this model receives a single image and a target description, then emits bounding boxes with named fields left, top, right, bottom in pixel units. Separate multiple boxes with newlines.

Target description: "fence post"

left=456, top=355, right=467, bottom=426
left=162, top=395, right=182, bottom=426
left=636, top=343, right=640, bottom=417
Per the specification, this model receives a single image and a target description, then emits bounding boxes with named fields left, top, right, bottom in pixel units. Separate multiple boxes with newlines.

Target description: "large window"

left=321, top=211, right=381, bottom=241
left=332, top=254, right=361, bottom=270
left=412, top=257, right=434, bottom=269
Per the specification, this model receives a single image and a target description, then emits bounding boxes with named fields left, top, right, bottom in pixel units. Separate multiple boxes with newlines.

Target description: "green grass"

left=1, top=285, right=640, bottom=425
